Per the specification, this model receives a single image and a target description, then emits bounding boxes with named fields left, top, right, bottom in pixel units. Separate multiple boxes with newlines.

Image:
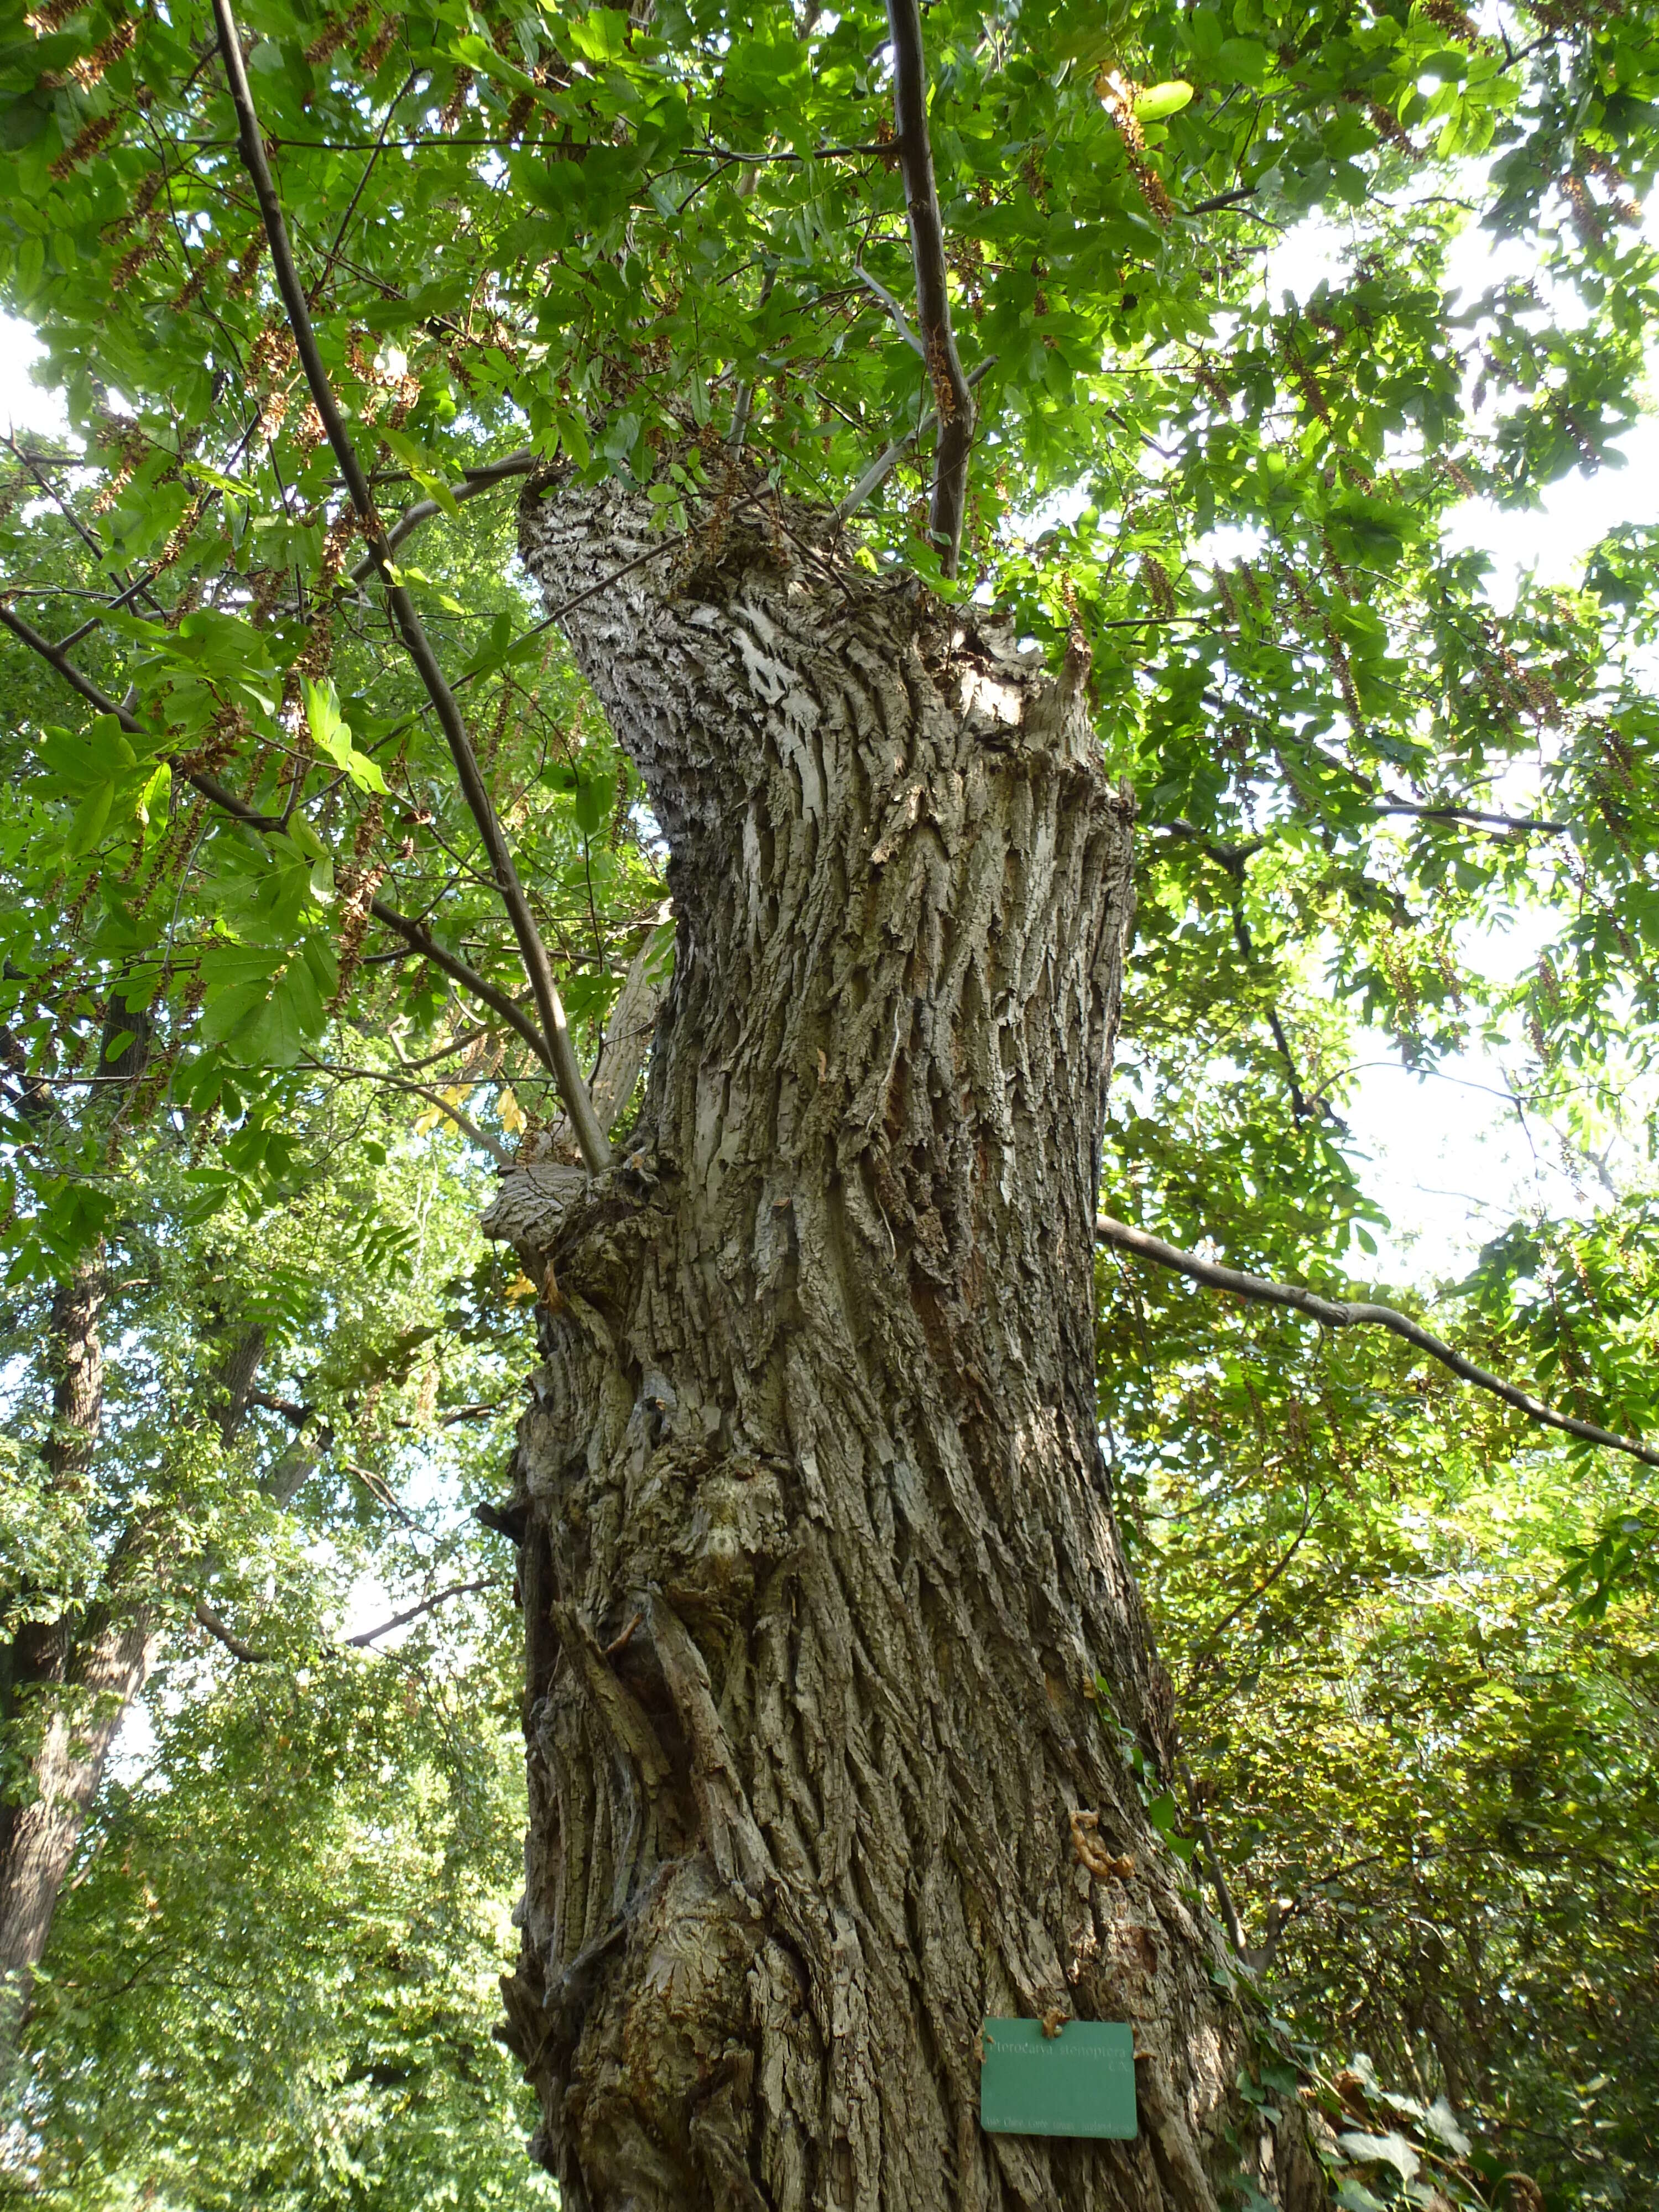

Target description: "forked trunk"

left=499, top=469, right=1323, bottom=2211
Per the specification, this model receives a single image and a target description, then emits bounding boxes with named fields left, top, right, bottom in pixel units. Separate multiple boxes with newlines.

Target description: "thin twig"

left=728, top=262, right=779, bottom=454
left=346, top=1576, right=497, bottom=1646
left=309, top=67, right=418, bottom=305
left=1095, top=1213, right=1659, bottom=1468
left=1173, top=1746, right=1250, bottom=1960
left=211, top=0, right=609, bottom=1173
left=306, top=1057, right=512, bottom=1164
left=855, top=262, right=926, bottom=356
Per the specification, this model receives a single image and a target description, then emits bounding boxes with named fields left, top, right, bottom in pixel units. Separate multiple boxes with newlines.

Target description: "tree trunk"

left=499, top=469, right=1324, bottom=2211
left=0, top=1309, right=269, bottom=2059
left=0, top=1261, right=159, bottom=2061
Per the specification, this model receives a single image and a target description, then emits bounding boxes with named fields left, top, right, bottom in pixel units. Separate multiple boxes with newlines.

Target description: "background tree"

left=1, top=0, right=1658, bottom=2204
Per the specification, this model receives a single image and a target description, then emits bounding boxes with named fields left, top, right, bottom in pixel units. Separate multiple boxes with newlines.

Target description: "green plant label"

left=979, top=2019, right=1138, bottom=2138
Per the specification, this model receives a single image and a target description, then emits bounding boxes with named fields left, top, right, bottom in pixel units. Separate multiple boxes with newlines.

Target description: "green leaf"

left=303, top=679, right=389, bottom=794
left=65, top=781, right=115, bottom=855
left=1133, top=81, right=1193, bottom=122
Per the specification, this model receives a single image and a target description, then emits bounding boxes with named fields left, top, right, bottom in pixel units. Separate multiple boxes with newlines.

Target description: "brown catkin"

left=330, top=806, right=387, bottom=1010
left=319, top=505, right=360, bottom=585
left=1281, top=338, right=1334, bottom=427
left=102, top=168, right=161, bottom=244
left=155, top=495, right=205, bottom=572
left=1094, top=68, right=1175, bottom=224
left=359, top=15, right=399, bottom=72
left=25, top=0, right=86, bottom=32
left=304, top=0, right=371, bottom=65
left=1140, top=554, right=1177, bottom=619
left=90, top=416, right=145, bottom=515
left=109, top=215, right=166, bottom=293
left=50, top=108, right=122, bottom=180
left=440, top=66, right=473, bottom=127
left=168, top=240, right=225, bottom=314
left=1420, top=0, right=1478, bottom=40
left=45, top=14, right=137, bottom=91
left=229, top=236, right=265, bottom=297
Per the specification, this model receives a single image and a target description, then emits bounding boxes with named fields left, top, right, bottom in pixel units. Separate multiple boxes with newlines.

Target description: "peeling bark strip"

left=503, top=471, right=1326, bottom=2211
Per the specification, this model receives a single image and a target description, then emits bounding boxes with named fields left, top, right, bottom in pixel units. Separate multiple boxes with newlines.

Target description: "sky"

left=3, top=199, right=1657, bottom=1295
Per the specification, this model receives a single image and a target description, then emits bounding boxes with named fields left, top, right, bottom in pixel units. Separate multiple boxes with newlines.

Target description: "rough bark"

left=0, top=1261, right=160, bottom=2060
left=499, top=468, right=1325, bottom=2211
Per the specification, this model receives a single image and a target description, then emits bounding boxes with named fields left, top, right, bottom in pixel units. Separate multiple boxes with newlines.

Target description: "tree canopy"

left=2, top=0, right=1658, bottom=2200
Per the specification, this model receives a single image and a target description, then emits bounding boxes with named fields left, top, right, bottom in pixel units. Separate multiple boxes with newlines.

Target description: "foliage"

left=12, top=1641, right=550, bottom=2211
left=1102, top=1192, right=1659, bottom=2205
left=1, top=0, right=1659, bottom=2200
left=1, top=1110, right=546, bottom=2205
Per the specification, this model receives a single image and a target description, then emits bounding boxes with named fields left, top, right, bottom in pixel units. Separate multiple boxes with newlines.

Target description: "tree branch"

left=883, top=0, right=975, bottom=573
left=0, top=599, right=562, bottom=1077
left=247, top=1388, right=312, bottom=1425
left=210, top=0, right=609, bottom=1173
left=1376, top=800, right=1567, bottom=836
left=194, top=1599, right=269, bottom=1663
left=1185, top=186, right=1258, bottom=216
left=346, top=449, right=539, bottom=587
left=1094, top=1213, right=1659, bottom=1468
left=311, top=1057, right=512, bottom=1165
left=836, top=357, right=996, bottom=523
left=854, top=262, right=926, bottom=356
left=1173, top=1746, right=1250, bottom=1961
left=364, top=900, right=558, bottom=1078
left=345, top=1577, right=497, bottom=1646
left=0, top=600, right=281, bottom=831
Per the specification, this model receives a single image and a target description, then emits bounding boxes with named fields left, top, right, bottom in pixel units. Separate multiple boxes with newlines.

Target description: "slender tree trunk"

left=500, top=471, right=1324, bottom=2211
left=0, top=1298, right=265, bottom=2060
left=0, top=1260, right=159, bottom=2059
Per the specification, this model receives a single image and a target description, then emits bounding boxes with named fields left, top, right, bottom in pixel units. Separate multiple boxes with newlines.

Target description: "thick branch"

left=1095, top=1213, right=1659, bottom=1469
left=210, top=0, right=609, bottom=1173
left=883, top=0, right=975, bottom=573
left=194, top=1599, right=269, bottom=1663
left=247, top=1387, right=312, bottom=1426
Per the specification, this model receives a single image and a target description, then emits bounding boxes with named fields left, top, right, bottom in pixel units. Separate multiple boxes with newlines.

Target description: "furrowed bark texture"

left=0, top=1264, right=157, bottom=2058
left=502, top=471, right=1323, bottom=2212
